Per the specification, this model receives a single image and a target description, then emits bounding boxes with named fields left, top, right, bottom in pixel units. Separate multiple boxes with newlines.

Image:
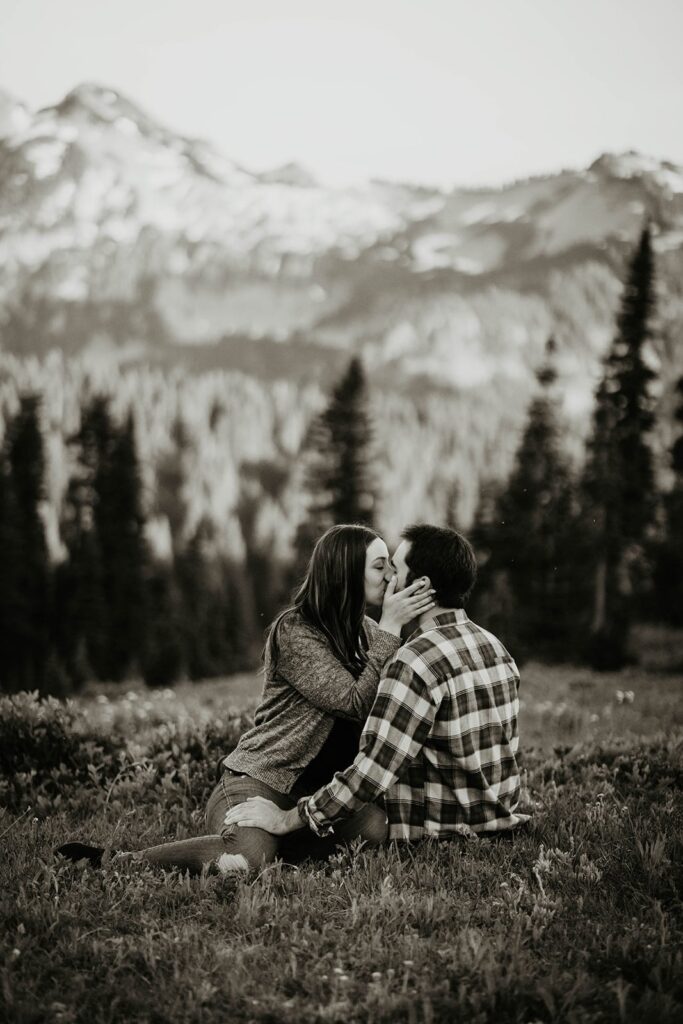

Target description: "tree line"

left=293, top=227, right=682, bottom=671
left=0, top=395, right=256, bottom=693
left=471, top=227, right=682, bottom=668
left=0, top=226, right=680, bottom=692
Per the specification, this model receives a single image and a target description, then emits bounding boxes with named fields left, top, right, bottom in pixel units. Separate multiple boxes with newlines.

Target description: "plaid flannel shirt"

left=299, top=610, right=530, bottom=840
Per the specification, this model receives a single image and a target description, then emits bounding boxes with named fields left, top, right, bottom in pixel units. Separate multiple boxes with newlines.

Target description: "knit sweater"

left=222, top=612, right=402, bottom=794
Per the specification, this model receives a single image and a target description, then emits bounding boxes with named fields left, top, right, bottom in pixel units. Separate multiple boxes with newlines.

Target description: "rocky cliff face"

left=1, top=83, right=682, bottom=559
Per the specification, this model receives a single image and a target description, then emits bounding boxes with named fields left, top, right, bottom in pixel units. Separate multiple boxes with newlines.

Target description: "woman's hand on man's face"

left=379, top=576, right=436, bottom=632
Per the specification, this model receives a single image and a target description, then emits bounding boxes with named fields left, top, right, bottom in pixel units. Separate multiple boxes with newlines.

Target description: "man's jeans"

left=205, top=767, right=388, bottom=870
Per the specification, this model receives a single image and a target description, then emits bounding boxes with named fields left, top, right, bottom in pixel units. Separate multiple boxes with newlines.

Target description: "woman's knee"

left=220, top=824, right=280, bottom=871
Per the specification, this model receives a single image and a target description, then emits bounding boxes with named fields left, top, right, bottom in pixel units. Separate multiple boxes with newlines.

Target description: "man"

left=224, top=523, right=530, bottom=843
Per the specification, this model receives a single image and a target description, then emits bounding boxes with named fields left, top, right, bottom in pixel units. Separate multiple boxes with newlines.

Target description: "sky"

left=2, top=0, right=682, bottom=188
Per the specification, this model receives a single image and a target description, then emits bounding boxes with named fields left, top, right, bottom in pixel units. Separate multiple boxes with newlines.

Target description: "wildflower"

left=371, top=972, right=382, bottom=980
left=339, top=975, right=349, bottom=983
left=333, top=967, right=343, bottom=975
left=403, top=960, right=414, bottom=967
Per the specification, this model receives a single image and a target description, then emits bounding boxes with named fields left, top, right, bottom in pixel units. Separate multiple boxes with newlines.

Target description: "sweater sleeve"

left=275, top=616, right=402, bottom=721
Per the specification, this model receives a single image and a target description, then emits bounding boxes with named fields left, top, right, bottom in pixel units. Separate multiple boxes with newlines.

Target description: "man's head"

left=392, top=524, right=477, bottom=609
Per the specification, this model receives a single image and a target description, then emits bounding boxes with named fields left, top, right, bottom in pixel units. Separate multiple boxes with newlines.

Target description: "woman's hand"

left=378, top=577, right=437, bottom=636
left=223, top=797, right=300, bottom=835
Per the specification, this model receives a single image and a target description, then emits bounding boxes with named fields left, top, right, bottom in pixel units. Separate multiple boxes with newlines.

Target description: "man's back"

left=381, top=610, right=527, bottom=839
left=300, top=609, right=530, bottom=841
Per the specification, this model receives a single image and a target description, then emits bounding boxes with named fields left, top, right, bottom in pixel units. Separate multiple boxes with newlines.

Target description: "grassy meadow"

left=1, top=651, right=682, bottom=1024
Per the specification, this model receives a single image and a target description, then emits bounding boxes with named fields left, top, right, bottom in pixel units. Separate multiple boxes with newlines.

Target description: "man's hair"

left=401, top=523, right=477, bottom=608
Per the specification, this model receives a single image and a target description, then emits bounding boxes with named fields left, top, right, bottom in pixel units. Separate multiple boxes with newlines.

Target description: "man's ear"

left=414, top=575, right=432, bottom=593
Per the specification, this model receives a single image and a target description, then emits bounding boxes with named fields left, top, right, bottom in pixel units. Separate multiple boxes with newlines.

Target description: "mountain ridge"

left=1, top=82, right=681, bottom=560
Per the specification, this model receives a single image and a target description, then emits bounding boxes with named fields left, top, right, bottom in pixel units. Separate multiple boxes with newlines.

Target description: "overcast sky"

left=2, top=0, right=682, bottom=188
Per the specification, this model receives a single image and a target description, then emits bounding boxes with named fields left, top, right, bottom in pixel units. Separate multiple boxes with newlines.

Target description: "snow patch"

left=54, top=268, right=89, bottom=301
left=461, top=202, right=495, bottom=225
left=654, top=229, right=683, bottom=253
left=115, top=116, right=140, bottom=137
left=452, top=256, right=484, bottom=275
left=657, top=167, right=683, bottom=194
left=411, top=233, right=484, bottom=274
left=412, top=232, right=461, bottom=270
left=27, top=139, right=66, bottom=179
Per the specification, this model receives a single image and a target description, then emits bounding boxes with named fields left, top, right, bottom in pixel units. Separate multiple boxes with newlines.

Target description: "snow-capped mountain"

left=1, top=83, right=682, bottom=559
left=2, top=82, right=683, bottom=379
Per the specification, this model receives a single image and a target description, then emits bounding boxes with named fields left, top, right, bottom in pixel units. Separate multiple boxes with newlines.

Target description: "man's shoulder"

left=395, top=617, right=517, bottom=680
left=386, top=633, right=441, bottom=683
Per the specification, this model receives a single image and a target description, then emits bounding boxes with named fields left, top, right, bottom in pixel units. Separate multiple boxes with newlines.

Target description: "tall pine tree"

left=582, top=226, right=657, bottom=668
left=292, top=357, right=376, bottom=579
left=653, top=377, right=683, bottom=624
left=99, top=411, right=148, bottom=680
left=471, top=339, right=584, bottom=660
left=0, top=396, right=51, bottom=690
left=59, top=397, right=148, bottom=682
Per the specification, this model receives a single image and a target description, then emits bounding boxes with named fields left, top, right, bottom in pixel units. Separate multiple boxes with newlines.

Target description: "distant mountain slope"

left=1, top=83, right=682, bottom=559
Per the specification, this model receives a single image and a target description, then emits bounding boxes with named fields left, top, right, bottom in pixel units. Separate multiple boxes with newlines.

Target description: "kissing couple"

left=58, top=523, right=529, bottom=873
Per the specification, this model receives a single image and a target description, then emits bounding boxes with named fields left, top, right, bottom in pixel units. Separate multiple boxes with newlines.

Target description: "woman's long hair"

left=266, top=524, right=380, bottom=677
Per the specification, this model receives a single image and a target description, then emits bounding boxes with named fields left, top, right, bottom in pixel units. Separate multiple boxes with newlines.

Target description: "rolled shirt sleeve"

left=298, top=651, right=438, bottom=835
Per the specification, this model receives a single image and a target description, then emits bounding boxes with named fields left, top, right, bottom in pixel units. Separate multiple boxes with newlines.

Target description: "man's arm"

left=224, top=651, right=437, bottom=836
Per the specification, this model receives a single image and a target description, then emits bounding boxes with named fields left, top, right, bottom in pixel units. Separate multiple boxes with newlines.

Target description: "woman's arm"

left=275, top=619, right=401, bottom=720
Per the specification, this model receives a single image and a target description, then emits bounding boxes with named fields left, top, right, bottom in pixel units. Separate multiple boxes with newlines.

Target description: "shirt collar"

left=405, top=608, right=469, bottom=643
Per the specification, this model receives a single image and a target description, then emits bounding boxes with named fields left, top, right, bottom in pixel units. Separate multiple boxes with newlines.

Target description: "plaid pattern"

left=300, top=610, right=530, bottom=840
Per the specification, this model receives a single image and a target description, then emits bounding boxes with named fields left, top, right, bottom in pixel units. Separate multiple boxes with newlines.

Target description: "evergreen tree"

left=0, top=445, right=22, bottom=690
left=59, top=397, right=148, bottom=682
left=292, top=357, right=377, bottom=579
left=59, top=396, right=112, bottom=680
left=471, top=340, right=584, bottom=660
left=176, top=521, right=255, bottom=679
left=98, top=411, right=148, bottom=679
left=323, top=357, right=376, bottom=526
left=0, top=396, right=51, bottom=690
left=653, top=377, right=683, bottom=623
left=142, top=562, right=185, bottom=687
left=582, top=227, right=657, bottom=668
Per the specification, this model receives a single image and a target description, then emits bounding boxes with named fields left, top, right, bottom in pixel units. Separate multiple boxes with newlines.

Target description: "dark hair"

left=401, top=523, right=477, bottom=608
left=267, top=524, right=381, bottom=676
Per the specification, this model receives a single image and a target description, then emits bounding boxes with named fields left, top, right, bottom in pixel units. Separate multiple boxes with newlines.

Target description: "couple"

left=58, top=523, right=529, bottom=874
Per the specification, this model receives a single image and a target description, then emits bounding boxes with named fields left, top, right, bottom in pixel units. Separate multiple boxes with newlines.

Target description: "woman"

left=57, top=525, right=435, bottom=874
